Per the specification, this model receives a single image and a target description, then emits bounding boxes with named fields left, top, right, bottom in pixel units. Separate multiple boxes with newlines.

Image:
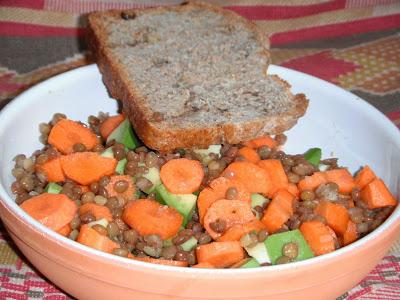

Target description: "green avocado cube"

left=304, top=148, right=322, bottom=167
left=107, top=119, right=140, bottom=150
left=142, top=167, right=161, bottom=193
left=239, top=258, right=260, bottom=268
left=251, top=193, right=269, bottom=208
left=265, top=229, right=314, bottom=264
left=155, top=184, right=197, bottom=226
left=115, top=158, right=127, bottom=175
left=45, top=182, right=63, bottom=194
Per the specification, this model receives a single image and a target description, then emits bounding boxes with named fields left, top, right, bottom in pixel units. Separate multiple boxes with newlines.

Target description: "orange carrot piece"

left=299, top=221, right=336, bottom=256
left=343, top=220, right=358, bottom=246
left=222, top=161, right=271, bottom=195
left=286, top=183, right=300, bottom=198
left=217, top=219, right=265, bottom=242
left=314, top=201, right=349, bottom=235
left=348, top=199, right=355, bottom=208
left=60, top=152, right=117, bottom=185
left=261, top=189, right=295, bottom=234
left=204, top=199, right=255, bottom=239
left=79, top=203, right=113, bottom=222
left=355, top=165, right=376, bottom=190
left=237, top=147, right=260, bottom=163
left=324, top=169, right=355, bottom=194
left=48, top=119, right=99, bottom=154
left=105, top=175, right=136, bottom=202
left=36, top=157, right=65, bottom=182
left=192, top=262, right=215, bottom=268
left=99, top=114, right=125, bottom=140
left=20, top=193, right=77, bottom=232
left=243, top=135, right=277, bottom=149
left=131, top=256, right=188, bottom=267
left=122, top=199, right=183, bottom=239
left=258, top=159, right=289, bottom=197
left=360, top=178, right=397, bottom=209
left=160, top=158, right=204, bottom=194
left=196, top=241, right=245, bottom=268
left=298, top=172, right=327, bottom=192
left=77, top=224, right=119, bottom=253
left=56, top=224, right=71, bottom=237
left=197, top=177, right=251, bottom=225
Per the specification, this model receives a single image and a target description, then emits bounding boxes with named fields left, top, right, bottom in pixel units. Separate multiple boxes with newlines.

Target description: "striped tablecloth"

left=0, top=1, right=399, bottom=299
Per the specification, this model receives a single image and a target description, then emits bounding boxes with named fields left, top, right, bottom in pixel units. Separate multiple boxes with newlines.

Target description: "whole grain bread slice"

left=88, top=1, right=308, bottom=151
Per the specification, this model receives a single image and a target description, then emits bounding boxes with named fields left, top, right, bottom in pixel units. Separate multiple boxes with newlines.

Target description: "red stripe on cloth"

left=225, top=0, right=345, bottom=20
left=0, top=0, right=44, bottom=9
left=345, top=0, right=399, bottom=8
left=0, top=22, right=85, bottom=37
left=270, top=14, right=400, bottom=45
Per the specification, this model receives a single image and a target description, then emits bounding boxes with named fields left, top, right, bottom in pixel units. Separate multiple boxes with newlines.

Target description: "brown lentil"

left=276, top=256, right=292, bottom=264
left=143, top=246, right=161, bottom=258
left=92, top=224, right=108, bottom=236
left=123, top=229, right=139, bottom=244
left=187, top=250, right=197, bottom=265
left=135, top=177, right=153, bottom=192
left=161, top=245, right=178, bottom=260
left=198, top=233, right=212, bottom=245
left=282, top=242, right=298, bottom=259
left=92, top=144, right=105, bottom=152
left=99, top=176, right=110, bottom=187
left=94, top=195, right=107, bottom=205
left=35, top=154, right=48, bottom=165
left=209, top=219, right=227, bottom=233
left=69, top=216, right=81, bottom=230
left=98, top=187, right=109, bottom=198
left=287, top=172, right=301, bottom=184
left=257, top=229, right=268, bottom=242
left=90, top=182, right=99, bottom=194
left=292, top=163, right=315, bottom=176
left=105, top=197, right=119, bottom=210
left=107, top=222, right=120, bottom=238
left=225, top=187, right=238, bottom=200
left=81, top=192, right=95, bottom=204
left=300, top=190, right=315, bottom=201
left=68, top=229, right=79, bottom=241
left=112, top=248, right=129, bottom=257
left=257, top=146, right=271, bottom=159
left=80, top=212, right=96, bottom=224
left=145, top=152, right=159, bottom=168
left=240, top=232, right=258, bottom=248
left=73, top=143, right=86, bottom=152
left=174, top=250, right=189, bottom=262
left=114, top=180, right=129, bottom=193
left=275, top=134, right=287, bottom=145
left=315, top=182, right=339, bottom=201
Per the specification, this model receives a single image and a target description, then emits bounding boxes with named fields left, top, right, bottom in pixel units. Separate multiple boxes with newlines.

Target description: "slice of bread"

left=88, top=1, right=308, bottom=151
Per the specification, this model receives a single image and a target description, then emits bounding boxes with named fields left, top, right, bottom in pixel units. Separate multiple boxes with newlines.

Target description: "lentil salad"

left=10, top=112, right=397, bottom=268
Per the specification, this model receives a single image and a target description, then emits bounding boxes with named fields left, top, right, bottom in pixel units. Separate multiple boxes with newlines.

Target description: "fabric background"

left=0, top=0, right=399, bottom=299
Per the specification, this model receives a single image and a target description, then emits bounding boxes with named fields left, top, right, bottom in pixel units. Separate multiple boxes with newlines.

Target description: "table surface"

left=0, top=1, right=399, bottom=299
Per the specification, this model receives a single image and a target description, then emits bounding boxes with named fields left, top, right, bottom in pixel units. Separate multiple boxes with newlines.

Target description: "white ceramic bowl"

left=0, top=65, right=398, bottom=300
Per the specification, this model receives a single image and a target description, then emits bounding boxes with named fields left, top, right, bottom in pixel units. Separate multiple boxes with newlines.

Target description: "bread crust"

left=88, top=1, right=308, bottom=151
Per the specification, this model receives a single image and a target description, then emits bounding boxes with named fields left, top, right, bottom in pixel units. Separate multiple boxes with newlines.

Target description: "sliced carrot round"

left=196, top=241, right=245, bottom=268
left=222, top=161, right=271, bottom=195
left=160, top=158, right=204, bottom=194
left=48, top=119, right=99, bottom=154
left=217, top=219, right=265, bottom=242
left=100, top=114, right=125, bottom=140
left=20, top=193, right=77, bottom=232
left=60, top=152, right=117, bottom=185
left=77, top=224, right=119, bottom=253
left=237, top=146, right=260, bottom=163
left=197, top=177, right=251, bottom=225
left=204, top=199, right=255, bottom=240
left=104, top=175, right=136, bottom=202
left=35, top=156, right=65, bottom=182
left=131, top=256, right=188, bottom=267
left=122, top=199, right=183, bottom=239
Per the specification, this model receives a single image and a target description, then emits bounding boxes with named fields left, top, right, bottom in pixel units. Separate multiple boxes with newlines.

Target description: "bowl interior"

left=0, top=64, right=399, bottom=266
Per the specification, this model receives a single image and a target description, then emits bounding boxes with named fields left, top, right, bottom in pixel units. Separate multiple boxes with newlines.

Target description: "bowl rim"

left=0, top=64, right=399, bottom=276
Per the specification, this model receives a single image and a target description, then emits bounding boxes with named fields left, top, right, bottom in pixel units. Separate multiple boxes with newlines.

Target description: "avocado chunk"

left=304, top=148, right=322, bottom=167
left=45, top=182, right=62, bottom=194
left=245, top=242, right=271, bottom=264
left=265, top=229, right=314, bottom=264
left=115, top=158, right=127, bottom=175
left=238, top=258, right=260, bottom=268
left=155, top=184, right=197, bottom=226
left=180, top=236, right=198, bottom=251
left=100, top=147, right=114, bottom=158
left=107, top=119, right=140, bottom=150
left=251, top=193, right=269, bottom=208
left=142, top=167, right=161, bottom=193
